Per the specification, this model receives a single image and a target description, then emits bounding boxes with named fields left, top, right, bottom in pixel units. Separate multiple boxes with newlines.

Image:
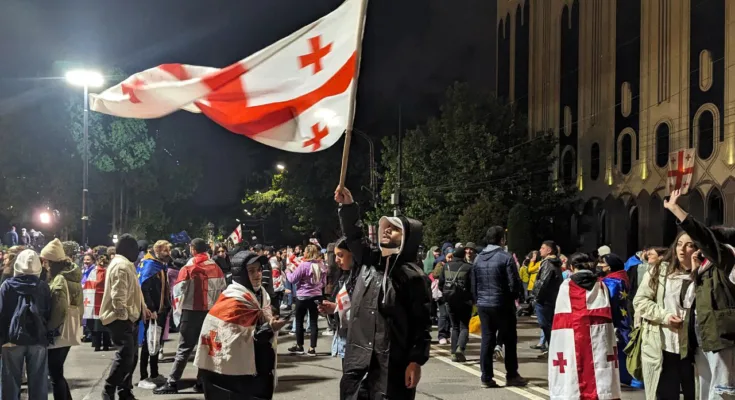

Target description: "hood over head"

left=602, top=253, right=625, bottom=272
left=571, top=270, right=599, bottom=291
left=452, top=247, right=466, bottom=259
left=230, top=250, right=267, bottom=292
left=378, top=215, right=422, bottom=264
left=14, top=249, right=43, bottom=277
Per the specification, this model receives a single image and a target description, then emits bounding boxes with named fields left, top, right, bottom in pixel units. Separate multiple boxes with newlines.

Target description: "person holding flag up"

left=137, top=241, right=172, bottom=390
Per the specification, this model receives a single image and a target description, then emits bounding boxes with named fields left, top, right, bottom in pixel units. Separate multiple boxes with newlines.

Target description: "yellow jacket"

left=526, top=261, right=541, bottom=291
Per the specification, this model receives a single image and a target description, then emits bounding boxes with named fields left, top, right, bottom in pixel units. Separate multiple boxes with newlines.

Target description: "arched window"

left=621, top=134, right=632, bottom=174
left=590, top=143, right=600, bottom=180
left=561, top=148, right=575, bottom=185
left=655, top=123, right=670, bottom=168
left=707, top=189, right=724, bottom=226
left=697, top=110, right=715, bottom=159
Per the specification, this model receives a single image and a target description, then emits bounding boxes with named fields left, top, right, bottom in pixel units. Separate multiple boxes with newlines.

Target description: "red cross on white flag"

left=89, top=0, right=368, bottom=153
left=667, top=149, right=695, bottom=195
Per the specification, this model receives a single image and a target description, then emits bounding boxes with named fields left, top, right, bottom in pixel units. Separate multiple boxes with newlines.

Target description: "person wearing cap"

left=0, top=249, right=52, bottom=400
left=100, top=234, right=146, bottom=400
left=154, top=238, right=227, bottom=395
left=41, top=238, right=83, bottom=400
left=195, top=250, right=287, bottom=399
left=335, top=186, right=431, bottom=400
left=464, top=242, right=478, bottom=264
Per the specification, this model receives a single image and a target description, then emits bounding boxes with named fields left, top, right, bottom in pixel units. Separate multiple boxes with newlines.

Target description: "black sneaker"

left=288, top=345, right=305, bottom=355
left=194, top=383, right=204, bottom=393
left=307, top=348, right=317, bottom=357
left=454, top=352, right=466, bottom=362
left=153, top=382, right=178, bottom=395
left=506, top=376, right=529, bottom=387
left=530, top=344, right=544, bottom=350
left=482, top=379, right=500, bottom=388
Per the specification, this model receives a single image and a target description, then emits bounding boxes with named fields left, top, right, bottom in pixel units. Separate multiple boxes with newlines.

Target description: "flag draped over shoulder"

left=548, top=278, right=621, bottom=400
left=172, top=254, right=227, bottom=326
left=82, top=267, right=106, bottom=320
left=194, top=282, right=275, bottom=376
left=602, top=270, right=638, bottom=388
left=89, top=0, right=367, bottom=153
left=137, top=253, right=166, bottom=285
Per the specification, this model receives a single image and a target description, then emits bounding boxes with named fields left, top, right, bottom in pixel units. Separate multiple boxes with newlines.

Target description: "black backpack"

left=9, top=292, right=45, bottom=346
left=443, top=264, right=470, bottom=304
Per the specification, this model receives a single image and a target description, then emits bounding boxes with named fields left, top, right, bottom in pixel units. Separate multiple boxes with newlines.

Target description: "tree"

left=373, top=82, right=576, bottom=246
left=506, top=203, right=533, bottom=257
left=456, top=196, right=508, bottom=245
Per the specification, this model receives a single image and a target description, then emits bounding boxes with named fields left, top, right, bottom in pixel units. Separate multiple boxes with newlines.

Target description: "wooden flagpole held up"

left=339, top=0, right=369, bottom=190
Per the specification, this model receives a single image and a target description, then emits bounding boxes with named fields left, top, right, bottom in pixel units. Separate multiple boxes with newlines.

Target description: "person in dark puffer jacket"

left=471, top=226, right=527, bottom=388
left=531, top=240, right=563, bottom=354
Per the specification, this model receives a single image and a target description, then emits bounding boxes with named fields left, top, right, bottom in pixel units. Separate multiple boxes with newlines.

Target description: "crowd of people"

left=0, top=185, right=733, bottom=399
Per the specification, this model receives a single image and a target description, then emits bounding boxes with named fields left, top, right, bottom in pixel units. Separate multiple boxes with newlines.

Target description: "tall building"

left=498, top=0, right=735, bottom=256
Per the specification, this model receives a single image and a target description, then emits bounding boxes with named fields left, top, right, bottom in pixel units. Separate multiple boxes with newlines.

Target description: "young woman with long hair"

left=286, top=244, right=325, bottom=356
left=633, top=231, right=697, bottom=400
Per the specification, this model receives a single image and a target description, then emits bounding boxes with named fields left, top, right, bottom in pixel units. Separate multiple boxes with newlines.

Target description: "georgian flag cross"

left=667, top=148, right=695, bottom=195
left=90, top=0, right=367, bottom=153
left=548, top=279, right=622, bottom=400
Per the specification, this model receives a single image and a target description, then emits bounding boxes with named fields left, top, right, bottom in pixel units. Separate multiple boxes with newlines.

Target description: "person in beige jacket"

left=101, top=234, right=147, bottom=400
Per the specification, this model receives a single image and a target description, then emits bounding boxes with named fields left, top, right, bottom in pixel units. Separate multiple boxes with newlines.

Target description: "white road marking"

left=430, top=345, right=547, bottom=400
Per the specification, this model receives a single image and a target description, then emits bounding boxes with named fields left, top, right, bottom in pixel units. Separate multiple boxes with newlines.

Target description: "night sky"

left=0, top=0, right=496, bottom=206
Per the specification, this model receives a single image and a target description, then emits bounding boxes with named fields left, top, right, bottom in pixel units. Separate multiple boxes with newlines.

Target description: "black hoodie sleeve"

left=406, top=273, right=432, bottom=366
left=338, top=203, right=373, bottom=267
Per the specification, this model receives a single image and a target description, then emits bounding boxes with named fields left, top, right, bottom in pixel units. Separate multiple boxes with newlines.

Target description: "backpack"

left=9, top=291, right=46, bottom=346
left=443, top=264, right=470, bottom=304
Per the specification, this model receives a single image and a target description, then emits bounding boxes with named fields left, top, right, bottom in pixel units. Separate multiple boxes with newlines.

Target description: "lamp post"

left=66, top=69, right=104, bottom=247
left=276, top=163, right=286, bottom=171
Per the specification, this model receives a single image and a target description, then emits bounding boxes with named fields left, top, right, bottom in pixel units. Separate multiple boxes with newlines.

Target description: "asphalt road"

left=56, top=315, right=646, bottom=400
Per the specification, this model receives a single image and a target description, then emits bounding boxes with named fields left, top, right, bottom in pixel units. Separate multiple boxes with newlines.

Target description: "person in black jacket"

left=531, top=240, right=562, bottom=355
left=439, top=247, right=474, bottom=362
left=471, top=226, right=527, bottom=388
left=335, top=187, right=432, bottom=400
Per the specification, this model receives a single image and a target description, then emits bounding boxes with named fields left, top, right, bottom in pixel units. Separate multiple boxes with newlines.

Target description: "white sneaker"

left=439, top=338, right=448, bottom=345
left=138, top=379, right=158, bottom=390
left=280, top=304, right=288, bottom=310
left=323, top=329, right=335, bottom=336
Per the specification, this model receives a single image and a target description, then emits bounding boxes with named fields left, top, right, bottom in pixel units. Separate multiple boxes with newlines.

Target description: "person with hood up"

left=195, top=251, right=288, bottom=399
left=41, top=238, right=83, bottom=400
left=548, top=253, right=621, bottom=399
left=422, top=246, right=439, bottom=275
left=471, top=226, right=527, bottom=387
left=100, top=234, right=146, bottom=400
left=532, top=240, right=563, bottom=354
left=600, top=253, right=642, bottom=389
left=0, top=249, right=52, bottom=400
left=137, top=240, right=173, bottom=389
left=335, top=186, right=432, bottom=400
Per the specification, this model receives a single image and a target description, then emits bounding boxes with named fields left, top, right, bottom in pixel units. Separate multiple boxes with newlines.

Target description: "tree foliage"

left=373, top=82, right=576, bottom=246
left=506, top=203, right=534, bottom=257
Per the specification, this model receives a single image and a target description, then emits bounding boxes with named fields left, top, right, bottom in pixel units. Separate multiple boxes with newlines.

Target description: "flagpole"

left=339, top=0, right=369, bottom=190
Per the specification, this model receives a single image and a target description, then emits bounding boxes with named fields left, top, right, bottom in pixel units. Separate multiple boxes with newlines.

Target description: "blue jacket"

left=0, top=275, right=52, bottom=346
left=471, top=245, right=524, bottom=308
left=4, top=231, right=18, bottom=247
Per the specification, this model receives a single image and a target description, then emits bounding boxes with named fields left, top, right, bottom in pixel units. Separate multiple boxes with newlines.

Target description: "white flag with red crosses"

left=667, top=149, right=696, bottom=195
left=90, top=0, right=366, bottom=153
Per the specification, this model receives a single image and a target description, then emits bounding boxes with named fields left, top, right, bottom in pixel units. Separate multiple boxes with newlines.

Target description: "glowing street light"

left=66, top=69, right=104, bottom=247
left=112, top=234, right=119, bottom=244
left=276, top=163, right=286, bottom=171
left=235, top=218, right=241, bottom=223
left=244, top=209, right=252, bottom=216
left=39, top=212, right=51, bottom=225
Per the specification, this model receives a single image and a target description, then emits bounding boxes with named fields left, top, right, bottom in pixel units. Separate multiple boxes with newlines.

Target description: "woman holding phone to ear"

left=287, top=244, right=326, bottom=357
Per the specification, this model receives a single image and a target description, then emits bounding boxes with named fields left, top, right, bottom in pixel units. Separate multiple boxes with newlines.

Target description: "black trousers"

left=104, top=319, right=139, bottom=399
left=477, top=305, right=520, bottom=383
left=656, top=351, right=695, bottom=400
left=340, top=353, right=415, bottom=400
left=446, top=302, right=472, bottom=354
left=87, top=319, right=111, bottom=350
left=139, top=313, right=167, bottom=380
left=295, top=296, right=321, bottom=348
left=200, top=369, right=274, bottom=400
left=48, top=346, right=72, bottom=400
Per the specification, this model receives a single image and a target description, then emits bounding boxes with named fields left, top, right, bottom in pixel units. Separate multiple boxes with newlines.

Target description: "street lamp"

left=276, top=163, right=286, bottom=171
left=66, top=69, right=104, bottom=247
left=244, top=209, right=252, bottom=216
left=39, top=212, right=51, bottom=225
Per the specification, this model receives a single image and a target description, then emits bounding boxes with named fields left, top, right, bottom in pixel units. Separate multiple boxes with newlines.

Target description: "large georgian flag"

left=172, top=254, right=228, bottom=326
left=194, top=282, right=275, bottom=376
left=89, top=0, right=366, bottom=153
left=82, top=267, right=106, bottom=320
left=548, top=278, right=622, bottom=400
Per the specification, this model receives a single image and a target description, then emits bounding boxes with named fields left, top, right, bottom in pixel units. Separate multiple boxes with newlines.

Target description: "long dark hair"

left=48, top=259, right=73, bottom=280
left=648, top=232, right=697, bottom=296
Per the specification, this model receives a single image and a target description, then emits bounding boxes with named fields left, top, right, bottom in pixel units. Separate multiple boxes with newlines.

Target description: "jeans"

left=295, top=296, right=321, bottom=348
left=437, top=301, right=450, bottom=340
left=534, top=302, right=554, bottom=347
left=105, top=319, right=139, bottom=399
left=284, top=280, right=294, bottom=307
left=695, top=346, right=735, bottom=399
left=49, top=346, right=72, bottom=400
left=168, top=310, right=207, bottom=384
left=477, top=304, right=520, bottom=382
left=1, top=345, right=48, bottom=400
left=447, top=302, right=472, bottom=354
